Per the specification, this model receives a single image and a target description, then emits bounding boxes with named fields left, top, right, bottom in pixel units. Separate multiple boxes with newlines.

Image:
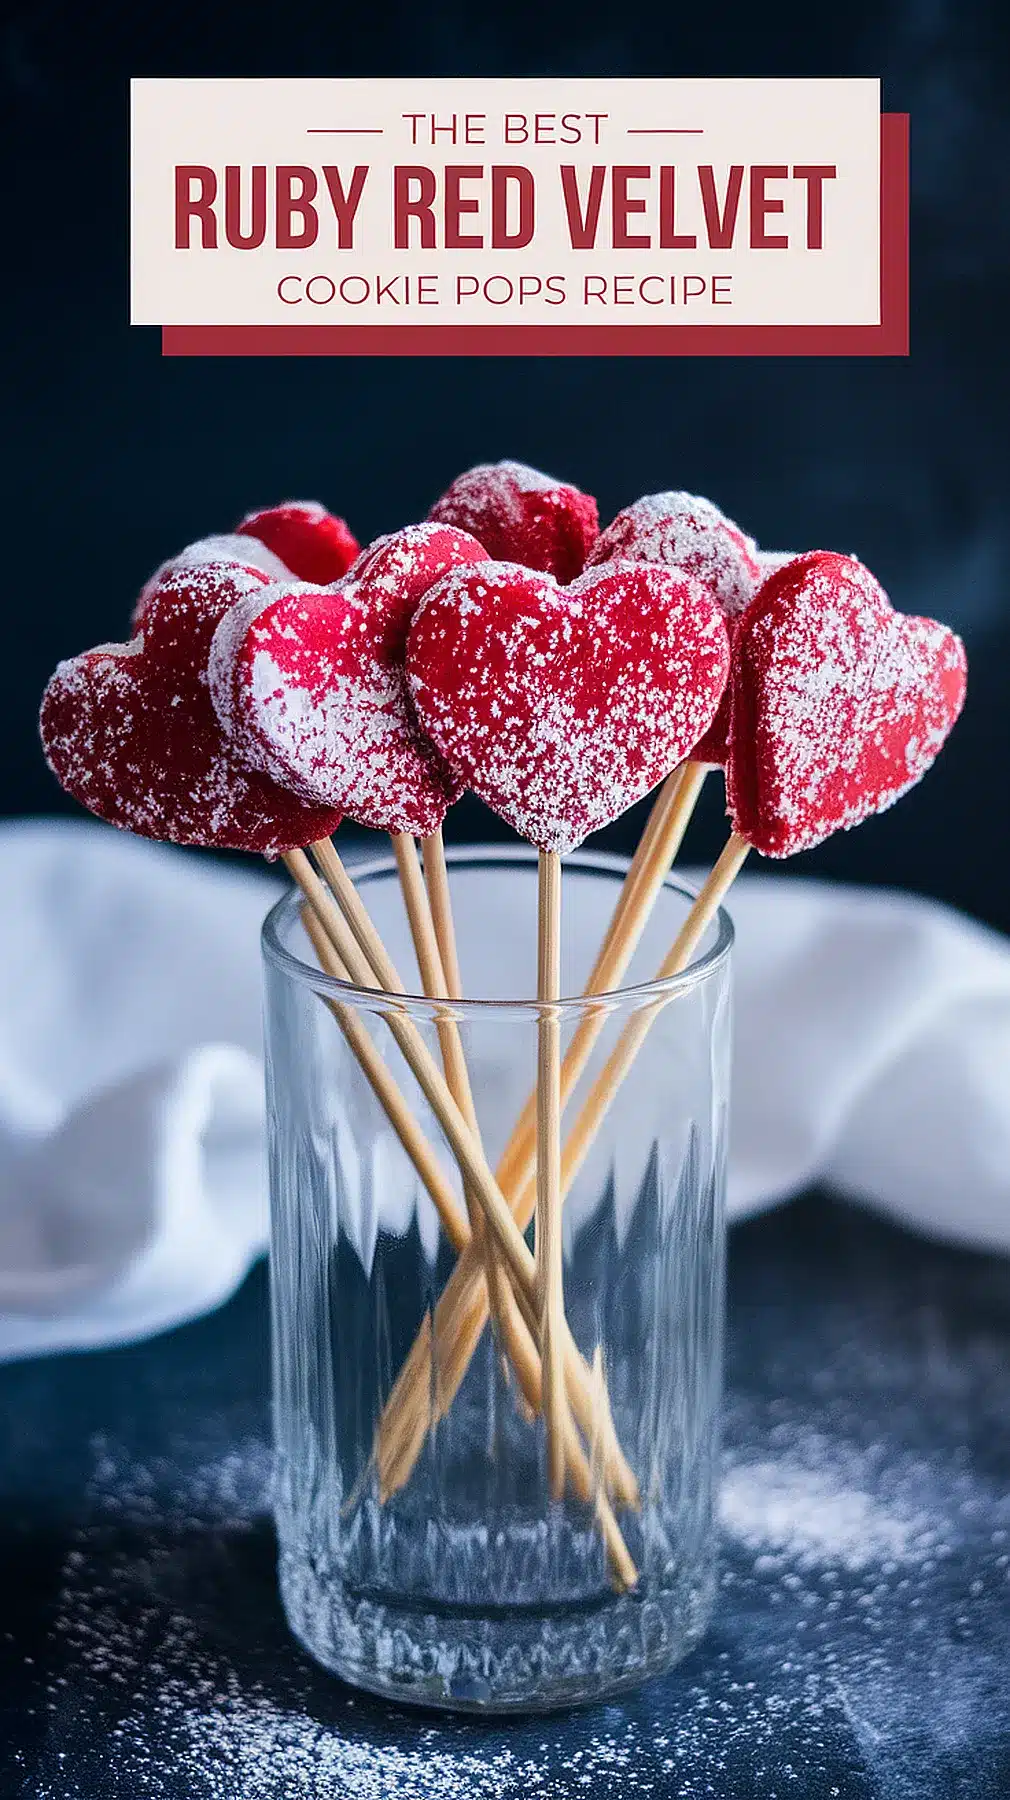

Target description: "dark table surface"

left=3, top=1194, right=1009, bottom=1799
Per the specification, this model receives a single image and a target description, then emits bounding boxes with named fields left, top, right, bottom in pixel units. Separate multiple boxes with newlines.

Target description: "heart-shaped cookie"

left=406, top=560, right=730, bottom=854
left=209, top=522, right=488, bottom=838
left=237, top=500, right=360, bottom=586
left=429, top=460, right=598, bottom=584
left=727, top=551, right=967, bottom=857
left=41, top=562, right=343, bottom=855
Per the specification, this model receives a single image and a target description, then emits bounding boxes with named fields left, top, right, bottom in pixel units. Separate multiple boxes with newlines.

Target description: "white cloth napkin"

left=1, top=818, right=1007, bottom=1361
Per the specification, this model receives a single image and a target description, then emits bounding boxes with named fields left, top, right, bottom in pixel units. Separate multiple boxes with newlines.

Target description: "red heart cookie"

left=133, top=534, right=293, bottom=630
left=209, top=523, right=488, bottom=838
left=727, top=551, right=967, bottom=858
left=406, top=560, right=730, bottom=855
left=587, top=490, right=762, bottom=620
left=429, top=460, right=598, bottom=584
left=237, top=500, right=360, bottom=586
left=41, top=562, right=343, bottom=855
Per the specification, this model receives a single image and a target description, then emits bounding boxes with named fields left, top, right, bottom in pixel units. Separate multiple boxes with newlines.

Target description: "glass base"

left=278, top=1539, right=717, bottom=1714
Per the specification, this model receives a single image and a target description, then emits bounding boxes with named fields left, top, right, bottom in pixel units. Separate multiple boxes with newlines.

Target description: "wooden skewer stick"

left=310, top=839, right=632, bottom=1502
left=310, top=838, right=633, bottom=1501
left=420, top=827, right=464, bottom=999
left=392, top=830, right=516, bottom=1380
left=497, top=761, right=710, bottom=1201
left=418, top=828, right=514, bottom=1366
left=298, top=905, right=465, bottom=1251
left=285, top=847, right=639, bottom=1511
left=299, top=900, right=637, bottom=1589
left=311, top=837, right=404, bottom=996
left=390, top=831, right=451, bottom=1001
left=377, top=817, right=743, bottom=1505
left=374, top=764, right=709, bottom=1499
left=583, top=764, right=687, bottom=984
left=558, top=831, right=750, bottom=1198
left=537, top=848, right=567, bottom=1499
left=390, top=832, right=478, bottom=1142
left=287, top=850, right=544, bottom=1274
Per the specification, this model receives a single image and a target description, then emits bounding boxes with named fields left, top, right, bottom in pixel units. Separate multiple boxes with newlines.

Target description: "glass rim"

left=262, top=841, right=734, bottom=1018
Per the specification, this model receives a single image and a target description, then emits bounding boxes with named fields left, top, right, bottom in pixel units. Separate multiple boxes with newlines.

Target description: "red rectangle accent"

left=163, top=114, right=908, bottom=359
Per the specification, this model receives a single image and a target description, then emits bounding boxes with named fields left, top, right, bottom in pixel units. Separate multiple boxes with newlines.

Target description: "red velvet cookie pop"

left=41, top=563, right=343, bottom=855
left=727, top=551, right=967, bottom=857
left=406, top=560, right=730, bottom=855
left=429, top=460, right=599, bottom=584
left=209, top=522, right=488, bottom=839
left=236, top=501, right=360, bottom=586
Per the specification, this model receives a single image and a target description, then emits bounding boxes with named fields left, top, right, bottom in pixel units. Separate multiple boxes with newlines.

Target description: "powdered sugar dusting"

left=497, top=459, right=560, bottom=494
left=347, top=520, right=486, bottom=604
left=407, top=558, right=729, bottom=853
left=247, top=644, right=451, bottom=837
left=589, top=491, right=763, bottom=618
left=206, top=578, right=289, bottom=741
left=429, top=462, right=599, bottom=583
left=756, top=548, right=801, bottom=580
left=209, top=526, right=485, bottom=837
left=171, top=535, right=291, bottom=583
left=728, top=551, right=968, bottom=857
left=242, top=499, right=329, bottom=526
left=40, top=563, right=342, bottom=855
left=721, top=1451, right=934, bottom=1572
left=691, top=548, right=803, bottom=766
left=134, top=536, right=292, bottom=627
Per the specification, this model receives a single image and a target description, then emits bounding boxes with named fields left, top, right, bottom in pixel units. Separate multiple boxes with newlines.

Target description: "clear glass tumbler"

left=262, top=845, right=732, bottom=1712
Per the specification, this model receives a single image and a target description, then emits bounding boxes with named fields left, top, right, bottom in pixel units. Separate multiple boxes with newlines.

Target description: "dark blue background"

left=5, top=0, right=1008, bottom=924
left=3, top=13, right=1009, bottom=1788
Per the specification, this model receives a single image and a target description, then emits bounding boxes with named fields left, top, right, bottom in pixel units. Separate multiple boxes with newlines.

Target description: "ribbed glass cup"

left=262, top=845, right=732, bottom=1712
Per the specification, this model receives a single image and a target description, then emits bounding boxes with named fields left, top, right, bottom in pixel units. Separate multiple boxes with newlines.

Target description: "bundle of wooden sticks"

left=39, top=467, right=967, bottom=1590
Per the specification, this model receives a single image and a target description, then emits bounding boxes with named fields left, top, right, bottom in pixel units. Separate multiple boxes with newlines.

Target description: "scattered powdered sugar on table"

left=87, top=1430, right=275, bottom=1526
left=36, top=1350, right=1010, bottom=1800
left=720, top=1431, right=939, bottom=1572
